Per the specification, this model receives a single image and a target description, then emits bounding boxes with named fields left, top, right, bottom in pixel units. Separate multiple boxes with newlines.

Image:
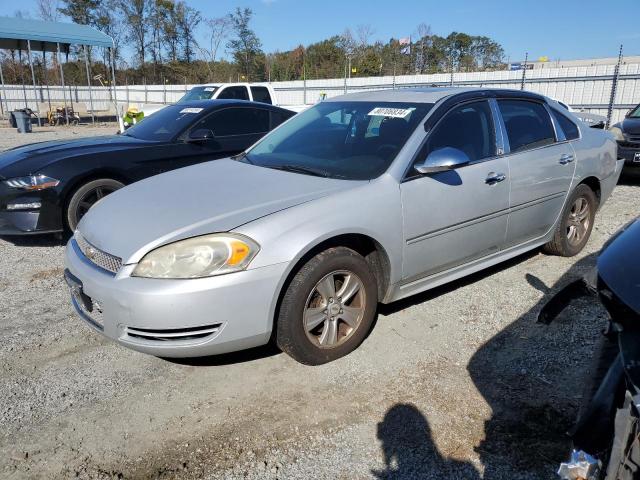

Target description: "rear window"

left=550, top=109, right=580, bottom=140
left=217, top=86, right=250, bottom=101
left=498, top=100, right=556, bottom=153
left=178, top=86, right=217, bottom=103
left=251, top=86, right=273, bottom=104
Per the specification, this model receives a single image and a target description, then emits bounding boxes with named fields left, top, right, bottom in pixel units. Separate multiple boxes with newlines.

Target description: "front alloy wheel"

left=66, top=178, right=124, bottom=232
left=277, top=247, right=378, bottom=365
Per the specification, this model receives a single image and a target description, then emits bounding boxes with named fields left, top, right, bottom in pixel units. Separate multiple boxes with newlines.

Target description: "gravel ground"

left=0, top=125, right=639, bottom=479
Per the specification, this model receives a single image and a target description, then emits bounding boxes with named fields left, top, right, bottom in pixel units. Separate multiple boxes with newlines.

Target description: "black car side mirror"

left=187, top=129, right=215, bottom=143
left=414, top=147, right=471, bottom=174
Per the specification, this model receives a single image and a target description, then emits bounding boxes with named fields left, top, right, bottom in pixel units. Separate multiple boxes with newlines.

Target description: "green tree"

left=227, top=7, right=263, bottom=81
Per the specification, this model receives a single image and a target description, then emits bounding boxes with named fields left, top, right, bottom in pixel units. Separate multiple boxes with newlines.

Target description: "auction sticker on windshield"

left=368, top=107, right=414, bottom=118
left=180, top=108, right=204, bottom=114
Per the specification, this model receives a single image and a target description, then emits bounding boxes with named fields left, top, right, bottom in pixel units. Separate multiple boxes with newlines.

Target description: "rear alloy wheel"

left=66, top=178, right=124, bottom=232
left=543, top=184, right=597, bottom=257
left=276, top=247, right=378, bottom=365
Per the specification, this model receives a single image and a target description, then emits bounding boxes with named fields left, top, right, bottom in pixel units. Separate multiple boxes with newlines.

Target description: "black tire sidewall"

left=557, top=185, right=597, bottom=256
left=276, top=247, right=378, bottom=365
left=66, top=179, right=124, bottom=232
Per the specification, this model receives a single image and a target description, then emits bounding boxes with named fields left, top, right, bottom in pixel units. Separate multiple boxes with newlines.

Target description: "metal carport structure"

left=0, top=16, right=121, bottom=128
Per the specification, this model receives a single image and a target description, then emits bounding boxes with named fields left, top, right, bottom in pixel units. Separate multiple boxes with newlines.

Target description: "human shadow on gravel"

left=372, top=403, right=481, bottom=479
left=467, top=252, right=607, bottom=479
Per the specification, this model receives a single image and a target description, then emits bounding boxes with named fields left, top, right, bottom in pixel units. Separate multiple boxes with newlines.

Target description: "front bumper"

left=65, top=238, right=288, bottom=358
left=0, top=185, right=63, bottom=234
left=617, top=142, right=640, bottom=168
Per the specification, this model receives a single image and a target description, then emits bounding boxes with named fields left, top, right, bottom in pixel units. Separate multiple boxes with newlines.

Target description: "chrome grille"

left=75, top=233, right=122, bottom=274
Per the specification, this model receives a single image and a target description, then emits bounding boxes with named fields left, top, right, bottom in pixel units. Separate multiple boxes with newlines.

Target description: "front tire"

left=276, top=247, right=378, bottom=365
left=65, top=178, right=124, bottom=232
left=544, top=184, right=597, bottom=257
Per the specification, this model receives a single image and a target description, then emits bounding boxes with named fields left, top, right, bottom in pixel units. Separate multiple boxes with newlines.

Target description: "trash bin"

left=13, top=110, right=32, bottom=133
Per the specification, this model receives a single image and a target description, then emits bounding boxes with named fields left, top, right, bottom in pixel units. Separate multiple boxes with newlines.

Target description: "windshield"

left=178, top=86, right=218, bottom=103
left=244, top=101, right=433, bottom=180
left=123, top=104, right=206, bottom=141
left=629, top=105, right=640, bottom=118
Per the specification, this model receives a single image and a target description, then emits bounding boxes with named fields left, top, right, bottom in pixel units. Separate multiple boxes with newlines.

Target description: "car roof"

left=326, top=87, right=546, bottom=104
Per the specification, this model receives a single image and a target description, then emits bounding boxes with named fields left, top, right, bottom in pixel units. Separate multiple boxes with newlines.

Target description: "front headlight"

left=132, top=233, right=260, bottom=279
left=3, top=174, right=60, bottom=191
left=609, top=126, right=624, bottom=141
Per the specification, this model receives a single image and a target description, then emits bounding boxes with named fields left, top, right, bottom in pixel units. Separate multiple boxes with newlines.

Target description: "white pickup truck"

left=140, top=82, right=307, bottom=117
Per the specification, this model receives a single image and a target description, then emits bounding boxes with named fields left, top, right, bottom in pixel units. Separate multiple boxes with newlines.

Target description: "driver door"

left=400, top=99, right=510, bottom=281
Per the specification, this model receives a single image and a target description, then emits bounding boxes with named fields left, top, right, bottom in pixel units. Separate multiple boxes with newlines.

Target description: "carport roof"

left=0, top=17, right=113, bottom=52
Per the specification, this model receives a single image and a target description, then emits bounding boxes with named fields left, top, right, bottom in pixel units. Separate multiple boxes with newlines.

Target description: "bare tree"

left=356, top=24, right=375, bottom=48
left=36, top=0, right=60, bottom=21
left=198, top=16, right=231, bottom=79
left=414, top=22, right=432, bottom=74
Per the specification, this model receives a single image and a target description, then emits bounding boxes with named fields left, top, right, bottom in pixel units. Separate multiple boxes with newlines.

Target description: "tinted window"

left=551, top=109, right=580, bottom=140
left=251, top=86, right=272, bottom=104
left=424, top=100, right=496, bottom=162
left=270, top=109, right=294, bottom=129
left=245, top=101, right=433, bottom=180
left=628, top=105, right=640, bottom=118
left=498, top=100, right=556, bottom=153
left=217, top=86, right=250, bottom=101
left=123, top=105, right=207, bottom=141
left=196, top=107, right=270, bottom=136
left=178, top=86, right=217, bottom=103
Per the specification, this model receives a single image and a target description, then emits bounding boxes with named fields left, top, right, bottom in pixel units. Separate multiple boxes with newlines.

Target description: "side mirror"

left=414, top=147, right=471, bottom=174
left=187, top=128, right=215, bottom=143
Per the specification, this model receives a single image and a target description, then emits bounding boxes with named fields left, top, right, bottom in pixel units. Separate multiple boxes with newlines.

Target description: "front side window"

left=217, top=86, right=250, bottom=101
left=195, top=108, right=270, bottom=137
left=423, top=100, right=496, bottom=162
left=498, top=99, right=556, bottom=153
left=244, top=101, right=433, bottom=180
left=550, top=109, right=580, bottom=140
left=251, top=86, right=272, bottom=104
left=178, top=86, right=218, bottom=103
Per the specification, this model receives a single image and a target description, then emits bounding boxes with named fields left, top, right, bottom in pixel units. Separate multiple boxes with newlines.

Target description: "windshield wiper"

left=268, top=164, right=331, bottom=178
left=231, top=151, right=252, bottom=164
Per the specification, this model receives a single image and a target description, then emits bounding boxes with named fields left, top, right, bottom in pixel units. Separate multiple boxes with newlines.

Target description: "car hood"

left=621, top=117, right=640, bottom=136
left=78, top=159, right=356, bottom=264
left=0, top=135, right=152, bottom=178
left=598, top=217, right=640, bottom=315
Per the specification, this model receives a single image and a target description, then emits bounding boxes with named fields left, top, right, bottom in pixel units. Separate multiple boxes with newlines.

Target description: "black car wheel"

left=276, top=247, right=378, bottom=365
left=544, top=184, right=597, bottom=257
left=66, top=179, right=124, bottom=232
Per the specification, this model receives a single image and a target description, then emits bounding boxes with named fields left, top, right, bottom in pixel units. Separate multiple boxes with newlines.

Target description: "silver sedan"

left=65, top=88, right=622, bottom=365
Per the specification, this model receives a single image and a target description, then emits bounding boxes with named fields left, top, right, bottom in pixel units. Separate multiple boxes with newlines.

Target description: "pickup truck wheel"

left=276, top=247, right=378, bottom=365
left=66, top=179, right=124, bottom=232
left=543, top=184, right=597, bottom=257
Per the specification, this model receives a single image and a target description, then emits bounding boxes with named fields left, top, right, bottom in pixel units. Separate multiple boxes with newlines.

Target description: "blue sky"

left=1, top=0, right=639, bottom=62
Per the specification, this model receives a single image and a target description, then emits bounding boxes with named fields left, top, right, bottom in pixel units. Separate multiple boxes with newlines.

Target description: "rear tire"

left=276, top=247, right=378, bottom=365
left=544, top=184, right=597, bottom=257
left=65, top=178, right=124, bottom=232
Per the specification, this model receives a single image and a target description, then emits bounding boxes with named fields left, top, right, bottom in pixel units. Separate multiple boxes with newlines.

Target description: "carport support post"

left=0, top=60, right=8, bottom=119
left=109, top=46, right=124, bottom=133
left=26, top=40, right=40, bottom=126
left=83, top=45, right=95, bottom=125
left=606, top=45, right=623, bottom=129
left=56, top=43, right=69, bottom=126
left=18, top=49, right=28, bottom=109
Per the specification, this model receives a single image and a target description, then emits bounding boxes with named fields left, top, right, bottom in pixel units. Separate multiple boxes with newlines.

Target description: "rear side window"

left=424, top=100, right=496, bottom=162
left=217, top=86, right=250, bottom=101
left=196, top=107, right=270, bottom=136
left=270, top=109, right=294, bottom=129
left=498, top=100, right=556, bottom=153
left=550, top=109, right=580, bottom=140
left=251, top=86, right=273, bottom=104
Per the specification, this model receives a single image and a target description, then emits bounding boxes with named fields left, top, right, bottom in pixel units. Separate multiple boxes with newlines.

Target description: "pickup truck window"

left=251, top=86, right=273, bottom=105
left=217, top=86, right=250, bottom=101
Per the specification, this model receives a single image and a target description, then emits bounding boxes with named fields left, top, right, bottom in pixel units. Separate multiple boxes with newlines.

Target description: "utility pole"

left=520, top=52, right=528, bottom=90
left=606, top=44, right=623, bottom=129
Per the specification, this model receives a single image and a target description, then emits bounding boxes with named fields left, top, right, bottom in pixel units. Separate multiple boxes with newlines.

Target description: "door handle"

left=559, top=154, right=575, bottom=165
left=485, top=172, right=506, bottom=185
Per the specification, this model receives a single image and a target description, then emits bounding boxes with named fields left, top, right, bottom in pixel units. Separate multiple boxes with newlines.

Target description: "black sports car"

left=610, top=103, right=640, bottom=174
left=0, top=100, right=294, bottom=235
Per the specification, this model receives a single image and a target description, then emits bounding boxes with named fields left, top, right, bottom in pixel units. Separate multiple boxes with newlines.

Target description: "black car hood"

left=597, top=217, right=640, bottom=315
left=621, top=117, right=640, bottom=136
left=0, top=135, right=153, bottom=179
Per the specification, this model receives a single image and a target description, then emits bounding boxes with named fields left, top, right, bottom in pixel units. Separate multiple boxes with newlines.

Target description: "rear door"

left=400, top=99, right=510, bottom=281
left=497, top=99, right=576, bottom=248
